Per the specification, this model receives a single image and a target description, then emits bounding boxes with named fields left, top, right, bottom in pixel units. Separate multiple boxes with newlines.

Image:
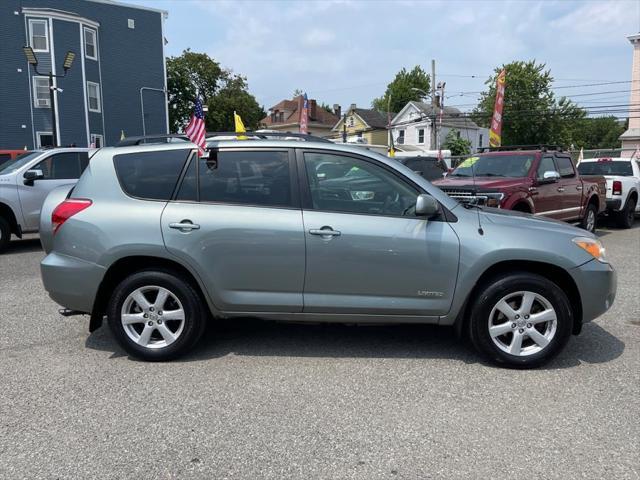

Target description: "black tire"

left=0, top=216, right=10, bottom=253
left=107, top=269, right=206, bottom=361
left=616, top=196, right=636, bottom=229
left=580, top=202, right=598, bottom=233
left=468, top=272, right=573, bottom=368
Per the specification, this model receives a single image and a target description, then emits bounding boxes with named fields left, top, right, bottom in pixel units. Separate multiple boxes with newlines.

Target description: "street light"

left=22, top=46, right=76, bottom=148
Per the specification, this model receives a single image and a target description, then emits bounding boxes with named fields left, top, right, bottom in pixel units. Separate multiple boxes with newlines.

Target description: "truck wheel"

left=0, top=217, right=10, bottom=253
left=616, top=196, right=636, bottom=229
left=468, top=272, right=573, bottom=368
left=107, top=270, right=206, bottom=361
left=580, top=203, right=597, bottom=233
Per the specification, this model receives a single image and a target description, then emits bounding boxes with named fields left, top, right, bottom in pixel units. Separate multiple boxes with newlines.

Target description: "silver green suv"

left=39, top=134, right=616, bottom=367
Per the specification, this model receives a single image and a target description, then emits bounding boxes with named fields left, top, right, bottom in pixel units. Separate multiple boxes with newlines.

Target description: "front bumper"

left=41, top=252, right=106, bottom=313
left=605, top=198, right=622, bottom=211
left=569, top=259, right=616, bottom=324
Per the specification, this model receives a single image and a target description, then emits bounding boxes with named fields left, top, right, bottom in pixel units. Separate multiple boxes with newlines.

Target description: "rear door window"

left=113, top=149, right=191, bottom=200
left=197, top=150, right=293, bottom=207
left=555, top=156, right=575, bottom=178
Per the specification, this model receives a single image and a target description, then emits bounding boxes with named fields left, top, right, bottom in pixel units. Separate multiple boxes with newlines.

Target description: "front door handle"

left=309, top=227, right=341, bottom=237
left=576, top=185, right=583, bottom=191
left=557, top=187, right=565, bottom=192
left=169, top=220, right=200, bottom=232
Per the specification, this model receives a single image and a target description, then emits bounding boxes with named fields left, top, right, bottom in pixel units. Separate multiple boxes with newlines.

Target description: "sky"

left=129, top=0, right=639, bottom=117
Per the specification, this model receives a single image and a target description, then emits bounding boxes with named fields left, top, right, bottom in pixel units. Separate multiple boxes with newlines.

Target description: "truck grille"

left=438, top=188, right=503, bottom=206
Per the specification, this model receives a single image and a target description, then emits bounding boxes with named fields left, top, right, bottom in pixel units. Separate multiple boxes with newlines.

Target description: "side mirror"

left=538, top=170, right=560, bottom=184
left=415, top=194, right=440, bottom=217
left=23, top=169, right=44, bottom=186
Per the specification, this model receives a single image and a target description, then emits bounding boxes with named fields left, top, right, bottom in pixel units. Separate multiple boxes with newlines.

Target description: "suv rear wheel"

left=0, top=217, right=10, bottom=252
left=616, top=196, right=636, bottom=229
left=107, top=270, right=206, bottom=361
left=468, top=272, right=573, bottom=368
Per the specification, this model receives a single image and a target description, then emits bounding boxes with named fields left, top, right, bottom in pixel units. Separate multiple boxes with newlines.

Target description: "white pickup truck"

left=0, top=148, right=91, bottom=252
left=577, top=157, right=640, bottom=228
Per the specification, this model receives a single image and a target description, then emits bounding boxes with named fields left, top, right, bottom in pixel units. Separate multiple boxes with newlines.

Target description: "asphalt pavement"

left=0, top=224, right=638, bottom=479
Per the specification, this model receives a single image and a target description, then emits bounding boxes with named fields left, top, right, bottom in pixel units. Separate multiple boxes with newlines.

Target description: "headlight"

left=572, top=237, right=606, bottom=262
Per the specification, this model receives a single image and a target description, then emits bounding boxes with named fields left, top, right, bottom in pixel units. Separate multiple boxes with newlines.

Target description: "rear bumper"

left=605, top=198, right=622, bottom=211
left=570, top=259, right=616, bottom=324
left=41, top=252, right=105, bottom=313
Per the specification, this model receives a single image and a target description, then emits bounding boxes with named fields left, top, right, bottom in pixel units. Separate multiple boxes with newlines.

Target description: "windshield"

left=451, top=154, right=535, bottom=178
left=578, top=161, right=633, bottom=176
left=0, top=151, right=41, bottom=175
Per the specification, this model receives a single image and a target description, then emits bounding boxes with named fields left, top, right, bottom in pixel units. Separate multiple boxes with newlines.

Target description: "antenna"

left=471, top=158, right=484, bottom=235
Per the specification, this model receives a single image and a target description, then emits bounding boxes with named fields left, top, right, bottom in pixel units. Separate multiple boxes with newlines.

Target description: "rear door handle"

left=576, top=185, right=583, bottom=191
left=309, top=228, right=341, bottom=237
left=169, top=220, right=200, bottom=231
left=557, top=187, right=565, bottom=192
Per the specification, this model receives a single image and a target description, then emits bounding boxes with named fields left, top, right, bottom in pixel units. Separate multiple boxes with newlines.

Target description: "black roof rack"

left=116, top=131, right=332, bottom=147
left=479, top=144, right=563, bottom=153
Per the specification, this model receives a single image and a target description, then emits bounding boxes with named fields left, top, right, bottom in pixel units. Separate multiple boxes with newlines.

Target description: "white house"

left=389, top=101, right=489, bottom=154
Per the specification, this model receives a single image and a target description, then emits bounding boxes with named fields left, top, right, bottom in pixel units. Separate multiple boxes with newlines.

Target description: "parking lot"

left=0, top=224, right=638, bottom=480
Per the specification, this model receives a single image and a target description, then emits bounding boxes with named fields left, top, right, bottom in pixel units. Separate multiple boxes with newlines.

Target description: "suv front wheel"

left=107, top=270, right=206, bottom=361
left=468, top=272, right=573, bottom=368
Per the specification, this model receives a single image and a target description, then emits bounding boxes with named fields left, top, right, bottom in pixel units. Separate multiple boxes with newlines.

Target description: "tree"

left=372, top=66, right=430, bottom=114
left=473, top=60, right=586, bottom=147
left=570, top=117, right=626, bottom=149
left=166, top=49, right=264, bottom=133
left=443, top=129, right=472, bottom=156
left=206, top=75, right=265, bottom=131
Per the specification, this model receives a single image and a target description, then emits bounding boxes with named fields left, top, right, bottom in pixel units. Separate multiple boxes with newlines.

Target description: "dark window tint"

left=537, top=156, right=556, bottom=178
left=399, top=156, right=445, bottom=181
left=304, top=152, right=418, bottom=216
left=555, top=156, right=575, bottom=177
left=578, top=161, right=633, bottom=176
left=0, top=154, right=10, bottom=165
left=114, top=149, right=190, bottom=200
left=175, top=155, right=197, bottom=201
left=35, top=152, right=86, bottom=179
left=199, top=150, right=291, bottom=207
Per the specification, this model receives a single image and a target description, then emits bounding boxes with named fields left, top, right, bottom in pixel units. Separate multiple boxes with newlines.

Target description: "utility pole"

left=430, top=59, right=437, bottom=150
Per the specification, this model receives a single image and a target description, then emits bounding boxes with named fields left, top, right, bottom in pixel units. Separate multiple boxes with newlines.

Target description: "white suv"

left=0, top=148, right=91, bottom=251
left=578, top=157, right=640, bottom=228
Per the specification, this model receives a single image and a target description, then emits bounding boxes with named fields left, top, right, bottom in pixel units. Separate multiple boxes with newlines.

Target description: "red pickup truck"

left=432, top=147, right=606, bottom=232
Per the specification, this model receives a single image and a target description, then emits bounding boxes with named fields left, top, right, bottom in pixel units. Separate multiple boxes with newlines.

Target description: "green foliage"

left=442, top=129, right=472, bottom=156
left=166, top=49, right=264, bottom=133
left=570, top=117, right=627, bottom=149
left=473, top=60, right=586, bottom=147
left=372, top=66, right=430, bottom=114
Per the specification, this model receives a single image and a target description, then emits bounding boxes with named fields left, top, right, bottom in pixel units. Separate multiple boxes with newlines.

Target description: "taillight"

left=612, top=181, right=622, bottom=195
left=51, top=199, right=92, bottom=234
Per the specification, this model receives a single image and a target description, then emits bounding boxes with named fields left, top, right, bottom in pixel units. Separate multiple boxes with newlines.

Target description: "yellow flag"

left=234, top=111, right=247, bottom=140
left=120, top=130, right=125, bottom=141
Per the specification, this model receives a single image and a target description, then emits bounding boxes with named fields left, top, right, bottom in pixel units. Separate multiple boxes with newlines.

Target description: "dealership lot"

left=0, top=224, right=638, bottom=479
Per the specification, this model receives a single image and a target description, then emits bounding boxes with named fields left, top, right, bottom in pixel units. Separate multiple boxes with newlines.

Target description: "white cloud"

left=302, top=29, right=336, bottom=47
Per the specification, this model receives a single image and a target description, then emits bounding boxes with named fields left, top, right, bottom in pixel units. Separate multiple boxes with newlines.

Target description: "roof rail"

left=116, top=134, right=190, bottom=147
left=116, top=131, right=333, bottom=148
left=479, top=144, right=563, bottom=153
left=204, top=131, right=333, bottom=143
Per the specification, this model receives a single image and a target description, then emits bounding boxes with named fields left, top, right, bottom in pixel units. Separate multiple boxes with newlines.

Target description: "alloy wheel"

left=586, top=209, right=596, bottom=232
left=121, top=286, right=186, bottom=349
left=488, top=291, right=557, bottom=356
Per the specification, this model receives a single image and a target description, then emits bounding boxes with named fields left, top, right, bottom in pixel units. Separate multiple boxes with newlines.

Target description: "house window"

left=128, top=19, right=135, bottom=29
left=87, top=82, right=101, bottom=112
left=478, top=133, right=484, bottom=147
left=417, top=128, right=425, bottom=144
left=90, top=134, right=103, bottom=148
left=84, top=28, right=97, bottom=60
left=348, top=116, right=355, bottom=128
left=29, top=19, right=49, bottom=52
left=36, top=132, right=54, bottom=148
left=397, top=129, right=405, bottom=144
left=33, top=76, right=50, bottom=108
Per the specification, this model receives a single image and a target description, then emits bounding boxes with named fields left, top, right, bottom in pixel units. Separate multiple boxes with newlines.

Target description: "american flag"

left=299, top=93, right=309, bottom=134
left=185, top=96, right=206, bottom=156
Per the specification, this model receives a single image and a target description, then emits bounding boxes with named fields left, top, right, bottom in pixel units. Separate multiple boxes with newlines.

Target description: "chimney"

left=333, top=104, right=341, bottom=117
left=309, top=99, right=317, bottom=120
left=350, top=103, right=357, bottom=112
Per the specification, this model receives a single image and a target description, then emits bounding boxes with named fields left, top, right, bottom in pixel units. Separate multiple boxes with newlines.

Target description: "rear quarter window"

left=113, top=149, right=191, bottom=200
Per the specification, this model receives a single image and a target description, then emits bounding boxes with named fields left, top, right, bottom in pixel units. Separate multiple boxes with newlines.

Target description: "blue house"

left=0, top=0, right=168, bottom=149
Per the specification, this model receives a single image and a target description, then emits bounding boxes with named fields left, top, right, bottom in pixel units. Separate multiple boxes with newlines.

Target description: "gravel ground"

left=0, top=224, right=638, bottom=480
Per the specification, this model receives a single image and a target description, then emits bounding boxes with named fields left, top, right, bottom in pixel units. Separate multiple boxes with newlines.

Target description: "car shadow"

left=84, top=317, right=624, bottom=370
left=3, top=237, right=42, bottom=254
